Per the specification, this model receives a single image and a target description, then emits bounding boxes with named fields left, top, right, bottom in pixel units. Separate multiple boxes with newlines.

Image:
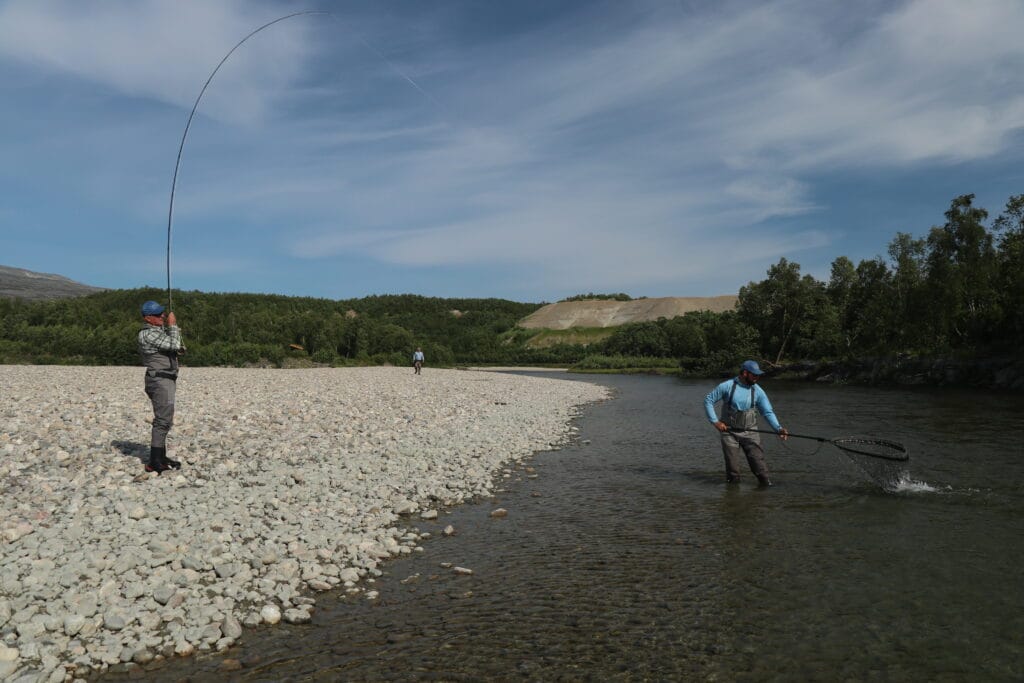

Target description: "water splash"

left=889, top=473, right=942, bottom=494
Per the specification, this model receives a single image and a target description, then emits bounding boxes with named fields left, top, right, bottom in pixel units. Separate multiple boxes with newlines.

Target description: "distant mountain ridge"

left=0, top=265, right=105, bottom=301
left=519, top=295, right=737, bottom=329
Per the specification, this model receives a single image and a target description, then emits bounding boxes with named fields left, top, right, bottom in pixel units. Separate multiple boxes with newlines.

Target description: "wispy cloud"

left=2, top=0, right=1024, bottom=298
left=0, top=0, right=319, bottom=125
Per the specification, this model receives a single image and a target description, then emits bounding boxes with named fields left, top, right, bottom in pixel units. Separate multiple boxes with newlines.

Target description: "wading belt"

left=147, top=370, right=178, bottom=380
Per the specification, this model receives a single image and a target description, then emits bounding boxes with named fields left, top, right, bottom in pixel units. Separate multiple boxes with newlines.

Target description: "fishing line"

left=164, top=10, right=440, bottom=312
left=325, top=13, right=443, bottom=110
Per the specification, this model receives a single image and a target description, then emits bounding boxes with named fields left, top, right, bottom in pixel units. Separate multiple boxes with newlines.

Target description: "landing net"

left=735, top=428, right=911, bottom=490
left=830, top=438, right=908, bottom=462
left=831, top=437, right=909, bottom=490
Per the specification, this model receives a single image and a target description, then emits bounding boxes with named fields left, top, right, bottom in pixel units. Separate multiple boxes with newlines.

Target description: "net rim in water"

left=830, top=437, right=909, bottom=462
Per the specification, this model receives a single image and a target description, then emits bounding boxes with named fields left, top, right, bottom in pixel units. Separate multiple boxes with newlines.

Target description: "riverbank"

left=0, top=366, right=607, bottom=681
left=556, top=353, right=1024, bottom=391
left=772, top=355, right=1024, bottom=391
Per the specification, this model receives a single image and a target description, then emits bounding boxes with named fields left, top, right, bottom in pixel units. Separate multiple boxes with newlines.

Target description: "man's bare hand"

left=166, top=312, right=177, bottom=326
left=779, top=427, right=789, bottom=441
left=714, top=421, right=729, bottom=433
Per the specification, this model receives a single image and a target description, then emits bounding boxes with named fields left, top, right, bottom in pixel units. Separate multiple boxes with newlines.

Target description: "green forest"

left=1, top=194, right=1021, bottom=374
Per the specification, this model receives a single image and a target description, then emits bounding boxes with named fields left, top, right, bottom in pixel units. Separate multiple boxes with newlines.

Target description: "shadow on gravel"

left=111, top=440, right=148, bottom=464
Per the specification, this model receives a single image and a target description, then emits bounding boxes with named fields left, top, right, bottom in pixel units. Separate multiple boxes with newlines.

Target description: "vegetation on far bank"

left=517, top=327, right=615, bottom=349
left=1, top=194, right=1021, bottom=380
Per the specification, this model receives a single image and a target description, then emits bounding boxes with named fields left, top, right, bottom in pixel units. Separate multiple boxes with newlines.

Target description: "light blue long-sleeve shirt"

left=703, top=377, right=782, bottom=432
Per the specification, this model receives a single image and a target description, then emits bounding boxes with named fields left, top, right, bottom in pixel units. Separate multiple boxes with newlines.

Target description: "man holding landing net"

left=704, top=360, right=788, bottom=487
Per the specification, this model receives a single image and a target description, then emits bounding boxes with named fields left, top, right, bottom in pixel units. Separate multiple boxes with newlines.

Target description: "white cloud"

left=5, top=0, right=1024, bottom=298
left=0, top=0, right=319, bottom=125
left=712, top=0, right=1024, bottom=168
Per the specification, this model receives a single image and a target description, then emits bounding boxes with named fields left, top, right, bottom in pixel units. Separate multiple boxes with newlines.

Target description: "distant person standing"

left=703, top=360, right=788, bottom=486
left=138, top=300, right=184, bottom=474
left=412, top=347, right=425, bottom=374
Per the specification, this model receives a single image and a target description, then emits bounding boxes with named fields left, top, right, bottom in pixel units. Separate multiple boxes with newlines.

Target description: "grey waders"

left=720, top=381, right=771, bottom=486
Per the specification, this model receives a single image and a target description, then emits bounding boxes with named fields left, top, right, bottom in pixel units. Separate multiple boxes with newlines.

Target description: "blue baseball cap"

left=741, top=360, right=764, bottom=375
left=141, top=300, right=165, bottom=316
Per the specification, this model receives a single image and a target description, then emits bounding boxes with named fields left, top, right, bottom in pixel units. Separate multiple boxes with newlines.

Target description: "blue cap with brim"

left=141, top=300, right=165, bottom=316
left=741, top=360, right=764, bottom=375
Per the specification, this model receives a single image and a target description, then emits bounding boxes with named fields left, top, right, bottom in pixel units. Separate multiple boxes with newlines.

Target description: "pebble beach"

left=0, top=365, right=607, bottom=681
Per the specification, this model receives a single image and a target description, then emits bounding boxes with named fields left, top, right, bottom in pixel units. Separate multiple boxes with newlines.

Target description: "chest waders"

left=143, top=347, right=182, bottom=474
left=723, top=380, right=760, bottom=439
left=720, top=380, right=770, bottom=484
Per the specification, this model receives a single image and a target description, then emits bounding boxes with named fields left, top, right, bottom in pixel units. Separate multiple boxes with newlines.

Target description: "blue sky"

left=2, top=0, right=1023, bottom=302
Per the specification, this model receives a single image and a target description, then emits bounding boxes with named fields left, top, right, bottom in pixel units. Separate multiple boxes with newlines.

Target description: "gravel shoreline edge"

left=0, top=366, right=608, bottom=681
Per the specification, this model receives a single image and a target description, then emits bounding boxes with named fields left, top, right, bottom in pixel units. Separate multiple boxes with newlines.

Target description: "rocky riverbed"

left=0, top=366, right=607, bottom=681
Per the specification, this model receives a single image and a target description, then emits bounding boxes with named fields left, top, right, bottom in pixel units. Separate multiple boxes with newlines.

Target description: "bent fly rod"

left=163, top=11, right=438, bottom=314
left=164, top=11, right=328, bottom=312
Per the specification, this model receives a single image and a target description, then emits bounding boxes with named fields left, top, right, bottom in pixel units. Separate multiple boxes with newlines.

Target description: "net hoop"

left=830, top=437, right=909, bottom=462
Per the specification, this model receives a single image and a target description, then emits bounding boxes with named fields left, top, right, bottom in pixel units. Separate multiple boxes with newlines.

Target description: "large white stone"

left=259, top=605, right=281, bottom=625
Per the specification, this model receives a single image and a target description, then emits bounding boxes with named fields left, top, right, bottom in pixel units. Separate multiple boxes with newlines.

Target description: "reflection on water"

left=104, top=374, right=1024, bottom=682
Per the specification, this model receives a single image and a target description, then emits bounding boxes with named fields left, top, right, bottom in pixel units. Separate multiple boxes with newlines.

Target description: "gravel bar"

left=0, top=366, right=607, bottom=681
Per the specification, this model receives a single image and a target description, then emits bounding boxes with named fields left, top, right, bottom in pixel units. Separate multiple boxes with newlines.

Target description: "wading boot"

left=757, top=475, right=773, bottom=488
left=161, top=450, right=182, bottom=470
left=146, top=447, right=169, bottom=475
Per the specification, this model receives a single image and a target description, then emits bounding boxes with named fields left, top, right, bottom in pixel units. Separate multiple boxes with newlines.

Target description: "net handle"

left=727, top=428, right=909, bottom=462
left=727, top=427, right=827, bottom=442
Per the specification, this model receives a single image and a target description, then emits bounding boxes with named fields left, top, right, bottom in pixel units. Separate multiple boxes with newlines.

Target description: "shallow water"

left=105, top=374, right=1024, bottom=681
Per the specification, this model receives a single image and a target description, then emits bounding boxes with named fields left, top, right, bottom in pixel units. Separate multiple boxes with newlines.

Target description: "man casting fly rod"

left=704, top=360, right=789, bottom=487
left=139, top=300, right=185, bottom=474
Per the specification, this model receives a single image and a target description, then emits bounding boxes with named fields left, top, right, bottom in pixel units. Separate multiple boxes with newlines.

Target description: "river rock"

left=214, top=562, right=242, bottom=579
left=0, top=365, right=606, bottom=677
left=152, top=585, right=176, bottom=606
left=260, top=605, right=281, bottom=625
left=103, top=612, right=126, bottom=631
left=339, top=567, right=360, bottom=583
left=63, top=615, right=86, bottom=637
left=282, top=608, right=311, bottom=625
left=222, top=614, right=243, bottom=639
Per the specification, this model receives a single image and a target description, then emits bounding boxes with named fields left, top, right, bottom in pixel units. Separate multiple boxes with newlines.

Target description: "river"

left=104, top=373, right=1024, bottom=681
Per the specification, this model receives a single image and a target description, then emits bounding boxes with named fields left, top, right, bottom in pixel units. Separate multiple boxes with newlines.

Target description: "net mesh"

left=831, top=437, right=909, bottom=491
left=831, top=437, right=908, bottom=462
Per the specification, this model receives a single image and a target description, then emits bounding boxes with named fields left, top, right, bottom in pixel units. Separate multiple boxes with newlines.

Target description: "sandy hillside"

left=518, top=296, right=737, bottom=330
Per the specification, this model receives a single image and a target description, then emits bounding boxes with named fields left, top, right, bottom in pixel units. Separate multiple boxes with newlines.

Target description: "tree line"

left=588, top=193, right=1023, bottom=371
left=0, top=291, right=558, bottom=367
left=0, top=194, right=1019, bottom=372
